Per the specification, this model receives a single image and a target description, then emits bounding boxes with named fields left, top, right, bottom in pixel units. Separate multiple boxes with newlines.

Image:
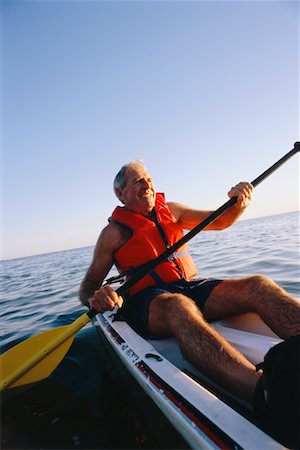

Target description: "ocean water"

left=1, top=211, right=299, bottom=449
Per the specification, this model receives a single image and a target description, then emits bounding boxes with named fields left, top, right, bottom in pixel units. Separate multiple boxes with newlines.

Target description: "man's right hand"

left=89, top=285, right=123, bottom=313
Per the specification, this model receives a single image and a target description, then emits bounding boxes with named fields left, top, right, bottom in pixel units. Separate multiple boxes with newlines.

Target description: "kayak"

left=95, top=309, right=285, bottom=449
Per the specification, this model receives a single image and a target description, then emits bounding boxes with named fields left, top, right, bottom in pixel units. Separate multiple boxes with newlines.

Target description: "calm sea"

left=1, top=211, right=299, bottom=449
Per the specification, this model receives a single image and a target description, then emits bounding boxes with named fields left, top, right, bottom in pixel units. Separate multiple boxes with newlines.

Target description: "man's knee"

left=245, top=274, right=279, bottom=295
left=148, top=293, right=203, bottom=336
left=239, top=275, right=285, bottom=311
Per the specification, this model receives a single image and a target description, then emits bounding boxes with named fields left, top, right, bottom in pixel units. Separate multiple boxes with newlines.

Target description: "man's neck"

left=143, top=208, right=157, bottom=222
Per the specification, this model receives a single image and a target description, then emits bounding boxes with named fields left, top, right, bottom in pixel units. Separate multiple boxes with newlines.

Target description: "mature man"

left=79, top=161, right=300, bottom=404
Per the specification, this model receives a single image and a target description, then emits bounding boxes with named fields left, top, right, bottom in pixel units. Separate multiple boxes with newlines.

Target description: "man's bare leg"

left=203, top=275, right=300, bottom=339
left=148, top=293, right=261, bottom=402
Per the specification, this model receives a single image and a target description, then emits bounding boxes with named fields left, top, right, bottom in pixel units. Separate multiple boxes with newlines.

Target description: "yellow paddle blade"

left=0, top=327, right=74, bottom=390
left=0, top=312, right=91, bottom=391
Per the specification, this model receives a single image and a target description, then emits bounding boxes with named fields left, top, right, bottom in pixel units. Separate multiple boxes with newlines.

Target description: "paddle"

left=1, top=143, right=299, bottom=391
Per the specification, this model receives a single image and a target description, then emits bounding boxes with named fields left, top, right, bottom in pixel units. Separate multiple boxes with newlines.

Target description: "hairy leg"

left=203, top=275, right=300, bottom=339
left=148, top=293, right=261, bottom=402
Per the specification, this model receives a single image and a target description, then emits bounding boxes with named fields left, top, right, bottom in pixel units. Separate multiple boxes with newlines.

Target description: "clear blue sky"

left=2, top=0, right=299, bottom=260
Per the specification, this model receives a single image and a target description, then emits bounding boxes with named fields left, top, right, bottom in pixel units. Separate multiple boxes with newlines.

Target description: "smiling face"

left=115, top=163, right=156, bottom=215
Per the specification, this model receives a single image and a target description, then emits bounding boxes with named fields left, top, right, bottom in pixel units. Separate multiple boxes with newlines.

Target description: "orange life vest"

left=111, top=193, right=197, bottom=295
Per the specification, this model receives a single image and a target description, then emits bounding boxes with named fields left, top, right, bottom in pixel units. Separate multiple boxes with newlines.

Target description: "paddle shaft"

left=88, top=143, right=300, bottom=319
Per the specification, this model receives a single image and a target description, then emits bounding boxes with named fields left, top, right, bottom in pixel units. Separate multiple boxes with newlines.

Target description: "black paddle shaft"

left=88, top=142, right=300, bottom=319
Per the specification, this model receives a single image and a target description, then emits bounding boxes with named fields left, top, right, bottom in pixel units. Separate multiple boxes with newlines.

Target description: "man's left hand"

left=228, top=182, right=253, bottom=209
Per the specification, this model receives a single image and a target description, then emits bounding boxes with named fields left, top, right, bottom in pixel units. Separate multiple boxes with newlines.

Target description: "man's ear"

left=115, top=188, right=124, bottom=204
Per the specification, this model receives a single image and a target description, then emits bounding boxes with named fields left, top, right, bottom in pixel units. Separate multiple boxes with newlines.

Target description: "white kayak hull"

left=95, top=311, right=285, bottom=450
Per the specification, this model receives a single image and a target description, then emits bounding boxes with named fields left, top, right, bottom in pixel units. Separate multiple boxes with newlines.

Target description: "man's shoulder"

left=103, top=220, right=124, bottom=237
left=101, top=221, right=131, bottom=247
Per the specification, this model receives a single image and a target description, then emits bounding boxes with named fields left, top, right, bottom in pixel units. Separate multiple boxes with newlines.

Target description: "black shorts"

left=121, top=278, right=222, bottom=337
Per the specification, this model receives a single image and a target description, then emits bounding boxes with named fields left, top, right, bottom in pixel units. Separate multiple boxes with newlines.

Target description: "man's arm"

left=79, top=223, right=123, bottom=308
left=168, top=182, right=253, bottom=230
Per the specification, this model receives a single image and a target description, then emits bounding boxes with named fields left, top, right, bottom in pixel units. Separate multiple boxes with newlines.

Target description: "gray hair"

left=113, top=160, right=145, bottom=196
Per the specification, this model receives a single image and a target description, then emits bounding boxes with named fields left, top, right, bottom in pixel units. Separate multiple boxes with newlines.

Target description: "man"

left=79, top=161, right=300, bottom=404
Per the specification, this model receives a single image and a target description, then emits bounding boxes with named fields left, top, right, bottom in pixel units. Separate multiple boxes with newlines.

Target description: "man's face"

left=117, top=164, right=156, bottom=215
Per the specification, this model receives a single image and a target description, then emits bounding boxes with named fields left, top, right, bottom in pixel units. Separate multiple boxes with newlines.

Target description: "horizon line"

left=2, top=209, right=299, bottom=263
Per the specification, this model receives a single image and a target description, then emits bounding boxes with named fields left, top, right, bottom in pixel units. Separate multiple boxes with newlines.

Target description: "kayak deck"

left=95, top=311, right=285, bottom=449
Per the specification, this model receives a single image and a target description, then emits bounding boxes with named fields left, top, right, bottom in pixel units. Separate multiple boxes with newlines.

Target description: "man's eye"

left=134, top=178, right=152, bottom=185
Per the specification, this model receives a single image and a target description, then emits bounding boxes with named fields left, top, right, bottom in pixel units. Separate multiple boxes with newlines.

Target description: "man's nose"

left=141, top=178, right=150, bottom=187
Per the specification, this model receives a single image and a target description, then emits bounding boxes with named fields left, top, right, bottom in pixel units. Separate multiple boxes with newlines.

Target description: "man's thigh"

left=203, top=277, right=256, bottom=322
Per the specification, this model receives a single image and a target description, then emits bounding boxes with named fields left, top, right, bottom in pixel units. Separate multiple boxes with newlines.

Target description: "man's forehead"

left=127, top=164, right=150, bottom=179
